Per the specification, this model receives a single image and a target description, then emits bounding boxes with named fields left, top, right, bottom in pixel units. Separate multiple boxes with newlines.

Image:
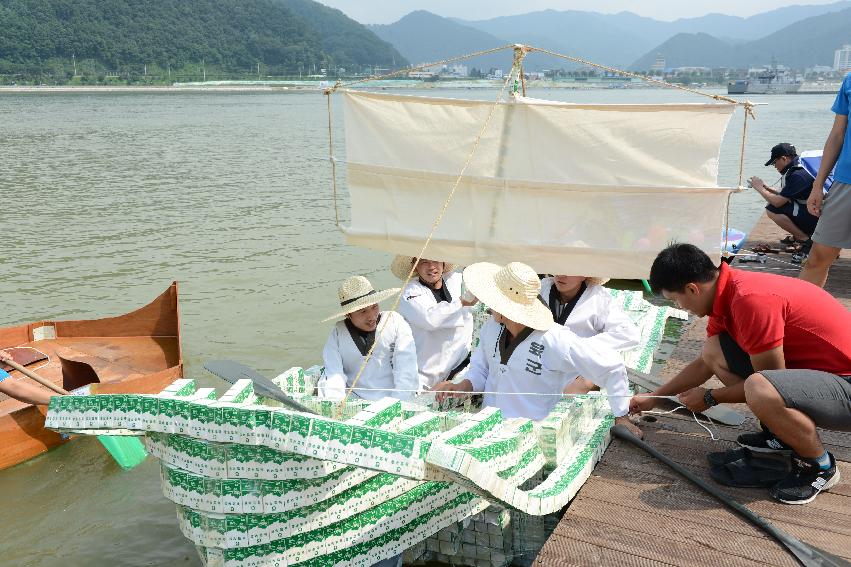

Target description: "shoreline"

left=0, top=82, right=841, bottom=95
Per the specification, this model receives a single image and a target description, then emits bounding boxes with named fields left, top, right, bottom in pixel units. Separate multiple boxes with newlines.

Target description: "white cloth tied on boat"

left=340, top=90, right=736, bottom=279
left=319, top=311, right=419, bottom=401
left=465, top=318, right=630, bottom=420
left=539, top=277, right=640, bottom=352
left=397, top=272, right=473, bottom=389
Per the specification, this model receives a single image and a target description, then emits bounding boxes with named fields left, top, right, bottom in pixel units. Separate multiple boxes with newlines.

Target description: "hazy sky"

left=317, top=0, right=841, bottom=24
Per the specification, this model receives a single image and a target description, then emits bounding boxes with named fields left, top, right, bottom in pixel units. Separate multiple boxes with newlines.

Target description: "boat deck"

left=537, top=214, right=851, bottom=566
left=0, top=336, right=181, bottom=414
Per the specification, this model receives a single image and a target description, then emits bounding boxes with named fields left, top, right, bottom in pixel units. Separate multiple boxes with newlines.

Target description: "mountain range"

left=369, top=2, right=851, bottom=70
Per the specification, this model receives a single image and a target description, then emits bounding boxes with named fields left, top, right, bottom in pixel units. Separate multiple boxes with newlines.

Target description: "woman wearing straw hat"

left=319, top=276, right=419, bottom=401
left=540, top=275, right=640, bottom=395
left=390, top=255, right=475, bottom=390
left=434, top=262, right=642, bottom=437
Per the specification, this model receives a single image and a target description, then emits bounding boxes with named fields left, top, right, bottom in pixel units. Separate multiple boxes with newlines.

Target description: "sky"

left=316, top=0, right=842, bottom=24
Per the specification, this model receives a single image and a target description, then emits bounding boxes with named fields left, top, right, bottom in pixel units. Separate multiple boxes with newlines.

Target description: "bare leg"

left=799, top=242, right=841, bottom=287
left=701, top=334, right=747, bottom=387
left=766, top=211, right=809, bottom=242
left=744, top=373, right=823, bottom=458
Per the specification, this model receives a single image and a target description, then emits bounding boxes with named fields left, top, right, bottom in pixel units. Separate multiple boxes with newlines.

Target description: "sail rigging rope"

left=323, top=45, right=755, bottom=415
left=332, top=57, right=526, bottom=415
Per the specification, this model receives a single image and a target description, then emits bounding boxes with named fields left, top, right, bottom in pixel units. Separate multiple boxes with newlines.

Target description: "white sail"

left=341, top=90, right=736, bottom=279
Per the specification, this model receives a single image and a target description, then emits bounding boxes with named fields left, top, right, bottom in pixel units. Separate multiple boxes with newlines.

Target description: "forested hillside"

left=0, top=0, right=405, bottom=82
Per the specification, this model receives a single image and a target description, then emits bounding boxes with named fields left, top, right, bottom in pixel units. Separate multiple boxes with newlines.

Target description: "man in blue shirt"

left=750, top=143, right=817, bottom=252
left=801, top=73, right=851, bottom=287
left=0, top=350, right=54, bottom=405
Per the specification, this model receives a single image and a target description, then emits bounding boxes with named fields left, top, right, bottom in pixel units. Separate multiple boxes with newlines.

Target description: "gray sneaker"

left=771, top=453, right=840, bottom=505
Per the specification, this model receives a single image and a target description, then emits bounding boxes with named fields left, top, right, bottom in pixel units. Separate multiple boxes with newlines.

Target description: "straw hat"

left=463, top=262, right=555, bottom=331
left=586, top=277, right=610, bottom=286
left=321, top=276, right=400, bottom=323
left=390, top=255, right=457, bottom=280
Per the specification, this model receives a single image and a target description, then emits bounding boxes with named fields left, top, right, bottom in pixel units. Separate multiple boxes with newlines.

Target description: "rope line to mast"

left=335, top=62, right=524, bottom=415
left=324, top=45, right=755, bottom=414
left=325, top=44, right=518, bottom=93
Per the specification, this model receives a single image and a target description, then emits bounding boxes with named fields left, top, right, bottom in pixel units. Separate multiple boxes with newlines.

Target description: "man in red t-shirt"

left=630, top=243, right=851, bottom=505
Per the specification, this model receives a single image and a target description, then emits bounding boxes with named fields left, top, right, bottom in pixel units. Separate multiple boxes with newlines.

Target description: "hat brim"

left=586, top=277, right=610, bottom=287
left=390, top=255, right=457, bottom=280
left=321, top=287, right=401, bottom=323
left=463, top=263, right=554, bottom=331
left=764, top=158, right=776, bottom=166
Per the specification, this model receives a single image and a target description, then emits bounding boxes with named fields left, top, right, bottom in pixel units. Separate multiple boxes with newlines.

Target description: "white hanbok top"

left=398, top=272, right=473, bottom=389
left=465, top=318, right=630, bottom=420
left=539, top=278, right=640, bottom=352
left=319, top=311, right=418, bottom=401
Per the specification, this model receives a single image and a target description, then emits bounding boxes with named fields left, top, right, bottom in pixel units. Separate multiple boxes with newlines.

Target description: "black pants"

left=718, top=332, right=754, bottom=379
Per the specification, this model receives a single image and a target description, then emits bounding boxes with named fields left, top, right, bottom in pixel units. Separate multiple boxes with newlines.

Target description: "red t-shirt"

left=707, top=262, right=851, bottom=375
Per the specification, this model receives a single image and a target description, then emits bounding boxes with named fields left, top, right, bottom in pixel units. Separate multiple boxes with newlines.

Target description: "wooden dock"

left=537, top=215, right=851, bottom=566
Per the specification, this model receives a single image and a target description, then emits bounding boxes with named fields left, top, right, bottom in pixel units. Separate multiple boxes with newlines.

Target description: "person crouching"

left=434, top=261, right=642, bottom=437
left=319, top=276, right=418, bottom=401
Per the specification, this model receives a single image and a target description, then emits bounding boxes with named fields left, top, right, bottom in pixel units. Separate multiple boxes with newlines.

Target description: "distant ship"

left=728, top=66, right=802, bottom=94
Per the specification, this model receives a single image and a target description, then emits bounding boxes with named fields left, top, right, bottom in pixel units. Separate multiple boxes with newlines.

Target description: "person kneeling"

left=319, top=276, right=418, bottom=401
left=434, top=261, right=641, bottom=437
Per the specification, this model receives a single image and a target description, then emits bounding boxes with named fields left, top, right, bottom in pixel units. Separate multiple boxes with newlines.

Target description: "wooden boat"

left=0, top=282, right=183, bottom=469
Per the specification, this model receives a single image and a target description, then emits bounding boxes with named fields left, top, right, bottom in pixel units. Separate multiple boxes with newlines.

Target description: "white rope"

left=342, top=386, right=666, bottom=397
left=645, top=405, right=720, bottom=441
left=337, top=386, right=724, bottom=440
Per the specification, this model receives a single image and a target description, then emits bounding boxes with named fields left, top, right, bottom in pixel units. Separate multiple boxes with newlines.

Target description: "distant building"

left=672, top=66, right=711, bottom=75
left=447, top=64, right=468, bottom=77
left=835, top=45, right=851, bottom=72
left=809, top=65, right=835, bottom=74
left=651, top=54, right=666, bottom=71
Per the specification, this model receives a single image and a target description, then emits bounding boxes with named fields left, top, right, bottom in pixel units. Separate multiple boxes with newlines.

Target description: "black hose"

left=611, top=425, right=850, bottom=567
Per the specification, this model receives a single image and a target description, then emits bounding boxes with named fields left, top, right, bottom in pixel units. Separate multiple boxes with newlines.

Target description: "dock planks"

left=537, top=214, right=851, bottom=566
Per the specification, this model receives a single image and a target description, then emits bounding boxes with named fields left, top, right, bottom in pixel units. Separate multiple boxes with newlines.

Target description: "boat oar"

left=611, top=425, right=851, bottom=567
left=4, top=359, right=148, bottom=470
left=203, top=360, right=316, bottom=414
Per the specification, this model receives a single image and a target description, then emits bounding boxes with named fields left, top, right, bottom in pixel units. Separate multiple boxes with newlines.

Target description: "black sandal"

left=709, top=455, right=790, bottom=487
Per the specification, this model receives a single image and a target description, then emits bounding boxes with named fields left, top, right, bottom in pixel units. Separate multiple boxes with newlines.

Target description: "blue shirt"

left=831, top=73, right=851, bottom=183
left=0, top=369, right=9, bottom=382
left=779, top=158, right=813, bottom=201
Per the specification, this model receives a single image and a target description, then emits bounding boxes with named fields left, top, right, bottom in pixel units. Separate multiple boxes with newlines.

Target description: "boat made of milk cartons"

left=43, top=290, right=684, bottom=567
left=45, top=371, right=613, bottom=567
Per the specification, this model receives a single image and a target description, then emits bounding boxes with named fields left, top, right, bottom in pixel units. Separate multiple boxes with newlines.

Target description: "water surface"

left=0, top=87, right=838, bottom=565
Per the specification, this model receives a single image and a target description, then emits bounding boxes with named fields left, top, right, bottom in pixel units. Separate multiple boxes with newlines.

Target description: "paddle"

left=626, top=367, right=746, bottom=426
left=4, top=359, right=148, bottom=470
left=611, top=425, right=851, bottom=567
left=203, top=360, right=316, bottom=415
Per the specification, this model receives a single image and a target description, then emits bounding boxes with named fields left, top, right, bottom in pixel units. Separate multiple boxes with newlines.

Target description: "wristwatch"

left=703, top=389, right=719, bottom=408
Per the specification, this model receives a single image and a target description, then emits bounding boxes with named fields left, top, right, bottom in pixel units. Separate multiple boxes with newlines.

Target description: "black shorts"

left=718, top=332, right=754, bottom=378
left=761, top=369, right=851, bottom=432
left=765, top=201, right=819, bottom=236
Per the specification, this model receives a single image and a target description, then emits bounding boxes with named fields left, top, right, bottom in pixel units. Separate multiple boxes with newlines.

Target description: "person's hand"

left=0, top=350, right=12, bottom=364
left=628, top=393, right=658, bottom=415
left=614, top=415, right=644, bottom=439
left=807, top=187, right=824, bottom=217
left=677, top=387, right=708, bottom=413
left=433, top=379, right=473, bottom=402
left=748, top=175, right=764, bottom=189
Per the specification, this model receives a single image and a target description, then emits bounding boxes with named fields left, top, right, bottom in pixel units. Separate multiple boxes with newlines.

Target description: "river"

left=0, top=86, right=840, bottom=565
